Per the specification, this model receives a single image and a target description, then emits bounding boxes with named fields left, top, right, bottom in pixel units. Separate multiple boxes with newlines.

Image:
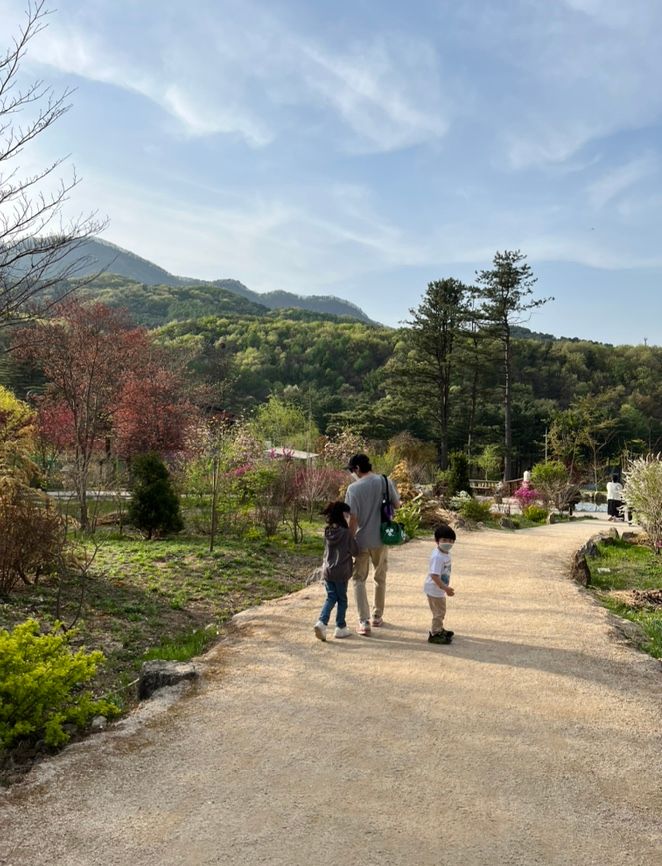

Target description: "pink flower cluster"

left=228, top=462, right=253, bottom=478
left=514, top=485, right=539, bottom=505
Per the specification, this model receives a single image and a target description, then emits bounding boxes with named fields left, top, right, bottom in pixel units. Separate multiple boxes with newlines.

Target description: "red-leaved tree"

left=113, top=361, right=198, bottom=459
left=15, top=300, right=149, bottom=527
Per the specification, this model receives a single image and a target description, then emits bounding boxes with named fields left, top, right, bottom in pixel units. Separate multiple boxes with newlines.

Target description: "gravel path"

left=1, top=521, right=661, bottom=866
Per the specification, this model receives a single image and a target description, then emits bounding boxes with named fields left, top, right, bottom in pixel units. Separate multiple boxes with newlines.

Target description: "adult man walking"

left=344, top=453, right=400, bottom=635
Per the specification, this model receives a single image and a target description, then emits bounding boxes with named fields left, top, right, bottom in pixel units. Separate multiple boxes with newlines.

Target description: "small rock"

left=620, top=531, right=641, bottom=543
left=547, top=513, right=559, bottom=524
left=500, top=517, right=516, bottom=529
left=596, top=567, right=611, bottom=574
left=90, top=715, right=107, bottom=732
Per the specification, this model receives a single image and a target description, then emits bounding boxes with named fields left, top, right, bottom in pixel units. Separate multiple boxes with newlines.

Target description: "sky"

left=3, top=0, right=662, bottom=345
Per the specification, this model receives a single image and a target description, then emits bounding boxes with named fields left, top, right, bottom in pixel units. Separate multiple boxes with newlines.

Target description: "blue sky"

left=5, top=0, right=662, bottom=344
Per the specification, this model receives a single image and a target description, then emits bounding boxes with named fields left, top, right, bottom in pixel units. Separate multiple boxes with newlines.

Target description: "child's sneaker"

left=314, top=620, right=327, bottom=641
left=428, top=631, right=452, bottom=644
left=371, top=616, right=384, bottom=627
left=334, top=626, right=351, bottom=638
left=358, top=620, right=372, bottom=636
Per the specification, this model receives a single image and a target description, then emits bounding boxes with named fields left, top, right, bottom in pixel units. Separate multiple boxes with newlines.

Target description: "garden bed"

left=585, top=538, right=662, bottom=659
left=0, top=524, right=324, bottom=784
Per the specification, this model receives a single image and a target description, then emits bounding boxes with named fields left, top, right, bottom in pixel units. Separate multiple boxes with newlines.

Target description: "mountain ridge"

left=64, top=238, right=375, bottom=324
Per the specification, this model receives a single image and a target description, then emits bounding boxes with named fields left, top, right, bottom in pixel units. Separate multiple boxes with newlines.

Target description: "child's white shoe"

left=334, top=626, right=351, bottom=638
left=314, top=620, right=327, bottom=641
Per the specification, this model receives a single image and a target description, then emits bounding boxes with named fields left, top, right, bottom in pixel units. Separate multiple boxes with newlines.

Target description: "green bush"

left=522, top=504, right=548, bottom=523
left=128, top=453, right=184, bottom=539
left=0, top=619, right=119, bottom=749
left=458, top=498, right=492, bottom=522
left=447, top=451, right=471, bottom=497
left=395, top=498, right=422, bottom=538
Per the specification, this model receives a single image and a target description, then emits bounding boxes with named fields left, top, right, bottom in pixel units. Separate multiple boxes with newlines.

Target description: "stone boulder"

left=621, top=531, right=642, bottom=544
left=138, top=660, right=198, bottom=701
left=578, top=540, right=600, bottom=558
left=570, top=551, right=591, bottom=587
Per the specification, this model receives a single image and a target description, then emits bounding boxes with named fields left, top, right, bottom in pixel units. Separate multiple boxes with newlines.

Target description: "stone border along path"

left=1, top=521, right=661, bottom=866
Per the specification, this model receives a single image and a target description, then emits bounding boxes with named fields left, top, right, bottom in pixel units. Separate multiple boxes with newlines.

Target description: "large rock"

left=578, top=540, right=600, bottom=558
left=570, top=552, right=591, bottom=587
left=621, top=531, right=642, bottom=544
left=138, top=661, right=198, bottom=701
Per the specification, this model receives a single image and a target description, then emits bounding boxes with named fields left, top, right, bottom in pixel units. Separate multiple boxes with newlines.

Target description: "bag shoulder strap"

left=382, top=474, right=391, bottom=507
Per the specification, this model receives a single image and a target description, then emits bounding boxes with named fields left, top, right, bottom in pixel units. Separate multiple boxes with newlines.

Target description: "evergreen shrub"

left=458, top=498, right=492, bottom=523
left=447, top=451, right=471, bottom=497
left=128, top=453, right=184, bottom=539
left=0, top=620, right=119, bottom=749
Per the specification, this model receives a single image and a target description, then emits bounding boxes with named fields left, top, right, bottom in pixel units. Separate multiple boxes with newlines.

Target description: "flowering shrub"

left=514, top=486, right=540, bottom=506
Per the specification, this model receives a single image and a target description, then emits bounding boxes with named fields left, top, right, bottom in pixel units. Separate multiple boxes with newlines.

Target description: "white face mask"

left=437, top=542, right=453, bottom=553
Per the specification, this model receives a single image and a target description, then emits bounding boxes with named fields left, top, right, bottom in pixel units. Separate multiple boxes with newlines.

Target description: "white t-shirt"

left=424, top=547, right=451, bottom=598
left=606, top=481, right=623, bottom=500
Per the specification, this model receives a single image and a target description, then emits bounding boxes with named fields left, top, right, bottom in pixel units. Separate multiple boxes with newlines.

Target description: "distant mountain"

left=59, top=238, right=375, bottom=324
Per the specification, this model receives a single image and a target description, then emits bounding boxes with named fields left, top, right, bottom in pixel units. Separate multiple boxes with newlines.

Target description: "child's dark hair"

left=323, top=500, right=351, bottom=527
left=434, top=523, right=456, bottom=542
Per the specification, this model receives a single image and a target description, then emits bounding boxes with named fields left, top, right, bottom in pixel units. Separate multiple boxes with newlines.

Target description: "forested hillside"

left=150, top=311, right=662, bottom=473
left=53, top=239, right=375, bottom=323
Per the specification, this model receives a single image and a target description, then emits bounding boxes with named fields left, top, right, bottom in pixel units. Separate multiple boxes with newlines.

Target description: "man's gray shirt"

left=345, top=474, right=400, bottom=550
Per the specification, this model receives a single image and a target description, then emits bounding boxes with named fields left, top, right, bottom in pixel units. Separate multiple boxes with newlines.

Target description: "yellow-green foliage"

left=522, top=504, right=548, bottom=523
left=457, top=498, right=493, bottom=523
left=0, top=619, right=119, bottom=749
left=0, top=385, right=35, bottom=481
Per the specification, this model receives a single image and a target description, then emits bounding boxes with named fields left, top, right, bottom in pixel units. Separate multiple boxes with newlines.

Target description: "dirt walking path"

left=1, top=522, right=661, bottom=866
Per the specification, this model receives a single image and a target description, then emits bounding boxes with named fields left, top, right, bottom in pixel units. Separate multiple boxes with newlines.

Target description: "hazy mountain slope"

left=61, top=238, right=374, bottom=323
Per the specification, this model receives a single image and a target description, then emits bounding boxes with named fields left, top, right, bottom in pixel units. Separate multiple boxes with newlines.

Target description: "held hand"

left=445, top=586, right=455, bottom=596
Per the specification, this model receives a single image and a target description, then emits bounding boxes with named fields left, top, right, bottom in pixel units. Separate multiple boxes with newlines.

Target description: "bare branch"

left=0, top=2, right=105, bottom=327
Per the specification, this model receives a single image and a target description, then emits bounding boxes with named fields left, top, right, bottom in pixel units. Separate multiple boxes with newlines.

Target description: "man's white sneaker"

left=334, top=626, right=351, bottom=638
left=314, top=620, right=327, bottom=641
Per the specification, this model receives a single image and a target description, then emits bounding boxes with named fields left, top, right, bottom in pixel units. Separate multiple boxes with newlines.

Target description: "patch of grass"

left=587, top=539, right=662, bottom=659
left=0, top=525, right=325, bottom=715
left=599, top=597, right=662, bottom=659
left=143, top=627, right=218, bottom=662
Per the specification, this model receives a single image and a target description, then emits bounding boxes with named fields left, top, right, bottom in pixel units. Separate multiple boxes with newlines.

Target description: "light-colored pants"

left=427, top=594, right=447, bottom=634
left=352, top=547, right=388, bottom=622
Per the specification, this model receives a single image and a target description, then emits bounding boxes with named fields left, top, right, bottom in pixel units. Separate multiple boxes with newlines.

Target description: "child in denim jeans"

left=314, top=501, right=358, bottom=641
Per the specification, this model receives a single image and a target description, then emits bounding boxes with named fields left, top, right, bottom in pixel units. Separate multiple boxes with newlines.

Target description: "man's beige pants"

left=352, top=547, right=388, bottom=622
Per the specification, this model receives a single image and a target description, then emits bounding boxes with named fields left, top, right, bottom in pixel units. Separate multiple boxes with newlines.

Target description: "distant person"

left=424, top=524, right=456, bottom=645
left=606, top=474, right=624, bottom=521
left=313, top=501, right=358, bottom=641
left=344, top=454, right=400, bottom=635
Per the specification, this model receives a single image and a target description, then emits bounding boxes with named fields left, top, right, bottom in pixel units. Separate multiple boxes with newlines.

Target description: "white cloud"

left=295, top=36, right=448, bottom=152
left=586, top=155, right=658, bottom=210
left=23, top=0, right=448, bottom=153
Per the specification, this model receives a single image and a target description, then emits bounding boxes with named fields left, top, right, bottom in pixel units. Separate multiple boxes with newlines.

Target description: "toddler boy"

left=424, top=524, right=456, bottom=644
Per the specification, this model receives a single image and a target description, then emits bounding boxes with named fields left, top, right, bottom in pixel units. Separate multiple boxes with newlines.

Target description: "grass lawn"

left=0, top=523, right=325, bottom=711
left=587, top=538, right=662, bottom=659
